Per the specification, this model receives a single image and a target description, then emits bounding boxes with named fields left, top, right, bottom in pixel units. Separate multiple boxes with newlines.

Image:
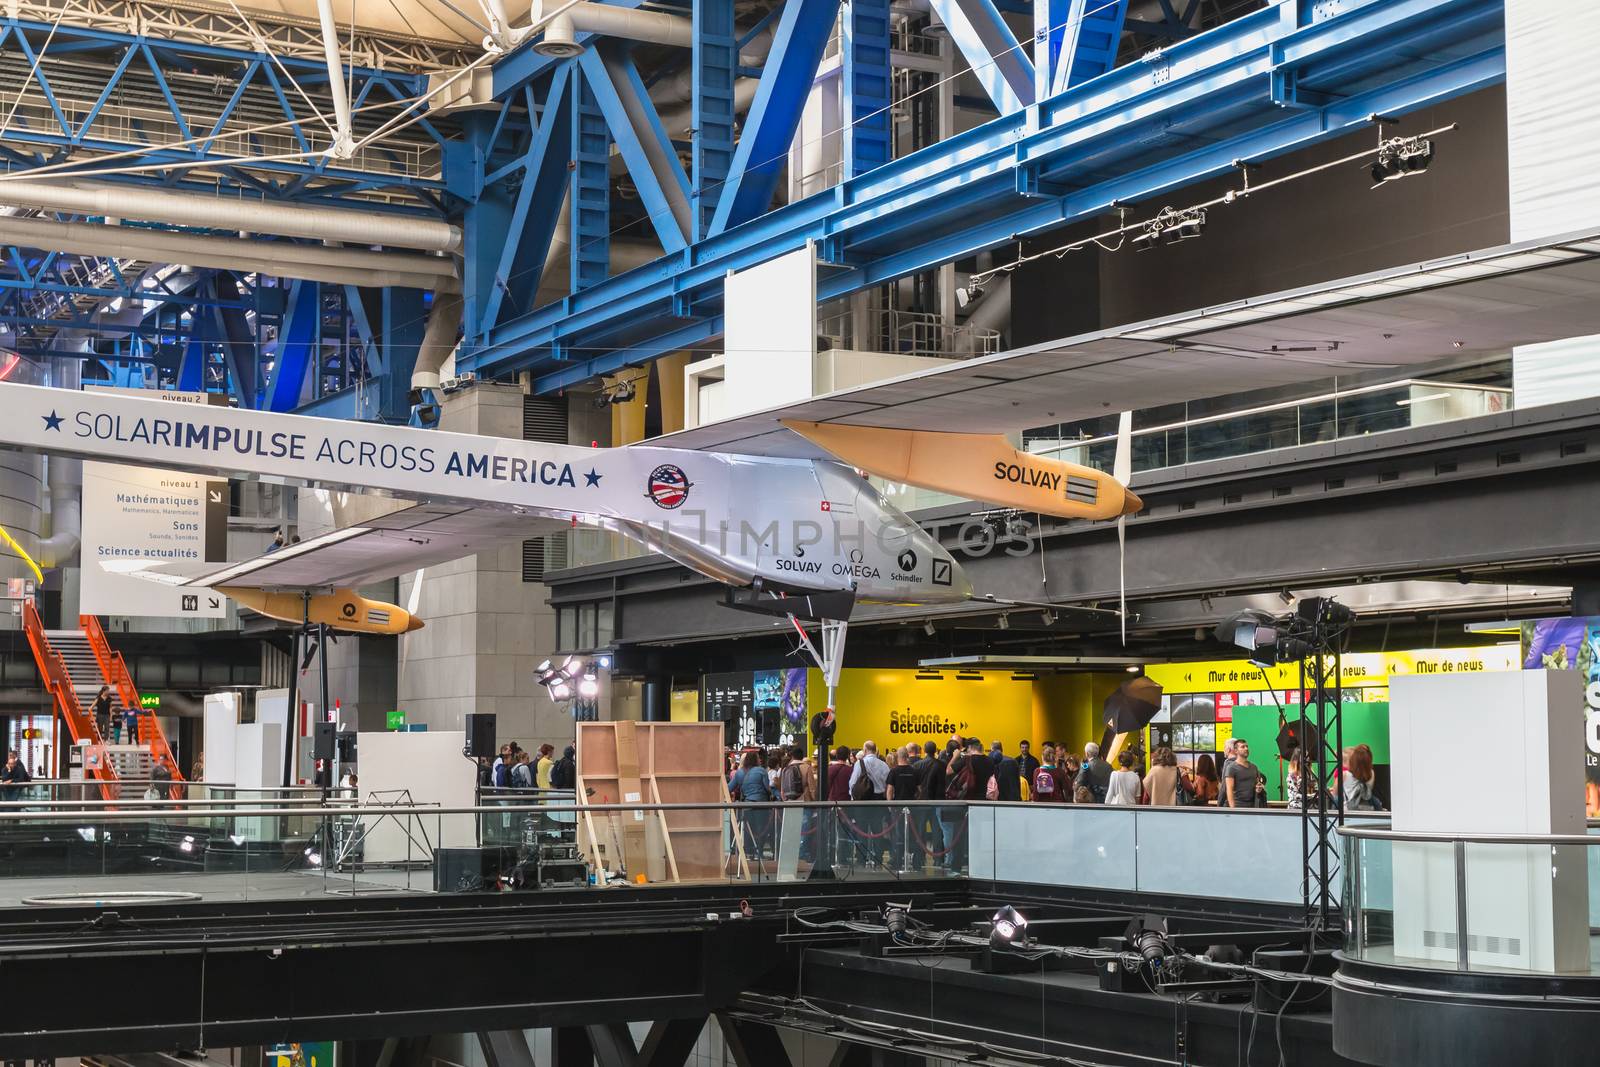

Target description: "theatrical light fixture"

left=1369, top=136, right=1434, bottom=187
left=1134, top=207, right=1207, bottom=250
left=955, top=281, right=984, bottom=308
left=991, top=905, right=1029, bottom=948
left=550, top=680, right=572, bottom=701
left=883, top=904, right=911, bottom=942
left=1125, top=916, right=1176, bottom=978
left=923, top=621, right=938, bottom=637
left=578, top=673, right=600, bottom=698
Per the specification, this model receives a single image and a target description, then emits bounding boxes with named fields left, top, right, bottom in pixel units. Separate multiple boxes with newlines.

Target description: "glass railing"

left=1340, top=824, right=1600, bottom=977
left=0, top=797, right=1405, bottom=908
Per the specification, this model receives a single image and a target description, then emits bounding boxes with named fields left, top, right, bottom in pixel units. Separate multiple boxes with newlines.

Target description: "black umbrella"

left=1104, top=676, right=1164, bottom=734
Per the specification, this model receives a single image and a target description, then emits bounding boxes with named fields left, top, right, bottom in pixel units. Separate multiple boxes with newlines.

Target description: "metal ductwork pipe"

left=37, top=456, right=79, bottom=570
left=411, top=291, right=463, bottom=391
left=533, top=1, right=693, bottom=56
left=0, top=216, right=459, bottom=292
left=0, top=180, right=462, bottom=253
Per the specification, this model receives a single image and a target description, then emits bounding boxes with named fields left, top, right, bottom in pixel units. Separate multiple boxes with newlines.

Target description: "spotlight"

left=535, top=658, right=559, bottom=685
left=1370, top=137, right=1433, bottom=187
left=1296, top=597, right=1353, bottom=628
left=883, top=904, right=911, bottom=942
left=1162, top=207, right=1206, bottom=242
left=923, top=621, right=937, bottom=637
left=955, top=282, right=984, bottom=308
left=1125, top=916, right=1175, bottom=977
left=1131, top=222, right=1163, bottom=251
left=996, top=614, right=1010, bottom=630
left=1040, top=609, right=1057, bottom=626
left=596, top=654, right=612, bottom=669
left=578, top=672, right=600, bottom=698
left=550, top=680, right=572, bottom=701
left=990, top=905, right=1028, bottom=948
left=1213, top=609, right=1275, bottom=652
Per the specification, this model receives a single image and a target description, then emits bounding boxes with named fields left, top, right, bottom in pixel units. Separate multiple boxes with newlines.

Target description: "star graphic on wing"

left=41, top=410, right=62, bottom=431
left=584, top=468, right=602, bottom=487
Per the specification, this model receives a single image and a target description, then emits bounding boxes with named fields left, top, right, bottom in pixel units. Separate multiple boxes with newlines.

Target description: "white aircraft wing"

left=105, top=504, right=562, bottom=591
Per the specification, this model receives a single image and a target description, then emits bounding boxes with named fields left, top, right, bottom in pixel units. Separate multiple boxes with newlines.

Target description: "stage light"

left=1162, top=208, right=1206, bottom=243
left=535, top=658, right=559, bottom=685
left=955, top=282, right=984, bottom=308
left=991, top=905, right=1028, bottom=947
left=1040, top=609, right=1057, bottom=626
left=1125, top=916, right=1175, bottom=976
left=996, top=614, right=1010, bottom=630
left=596, top=654, right=612, bottom=669
left=883, top=905, right=911, bottom=941
left=1214, top=609, right=1275, bottom=652
left=1131, top=223, right=1163, bottom=252
left=578, top=673, right=600, bottom=698
left=923, top=621, right=937, bottom=637
left=550, top=680, right=572, bottom=701
left=1370, top=137, right=1432, bottom=187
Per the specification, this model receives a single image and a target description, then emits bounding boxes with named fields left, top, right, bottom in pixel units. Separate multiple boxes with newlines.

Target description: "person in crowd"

left=476, top=755, right=493, bottom=790
left=1077, top=742, right=1112, bottom=803
left=1144, top=746, right=1181, bottom=805
left=1032, top=744, right=1066, bottom=802
left=848, top=740, right=890, bottom=801
left=993, top=745, right=1021, bottom=802
left=912, top=741, right=946, bottom=859
left=510, top=750, right=535, bottom=789
left=827, top=745, right=852, bottom=801
left=191, top=752, right=206, bottom=783
left=146, top=761, right=174, bottom=802
left=91, top=685, right=113, bottom=741
left=1220, top=738, right=1239, bottom=786
left=550, top=746, right=576, bottom=790
left=885, top=746, right=919, bottom=802
left=945, top=734, right=962, bottom=759
left=1073, top=784, right=1095, bottom=804
left=1017, top=740, right=1040, bottom=795
left=1189, top=753, right=1220, bottom=805
left=1, top=750, right=30, bottom=801
left=535, top=743, right=556, bottom=789
left=1058, top=753, right=1081, bottom=802
left=492, top=744, right=513, bottom=788
left=940, top=738, right=993, bottom=872
left=1106, top=750, right=1142, bottom=805
left=767, top=749, right=784, bottom=793
left=780, top=745, right=807, bottom=802
left=265, top=530, right=286, bottom=554
left=1343, top=744, right=1380, bottom=810
left=885, top=747, right=921, bottom=868
left=1223, top=739, right=1265, bottom=808
left=728, top=749, right=775, bottom=857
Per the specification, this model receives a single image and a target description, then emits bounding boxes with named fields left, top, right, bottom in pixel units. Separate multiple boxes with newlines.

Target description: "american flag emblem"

left=646, top=463, right=692, bottom=509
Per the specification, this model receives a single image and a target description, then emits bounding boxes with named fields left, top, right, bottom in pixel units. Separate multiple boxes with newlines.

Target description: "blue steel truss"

left=0, top=16, right=448, bottom=206
left=457, top=0, right=1506, bottom=394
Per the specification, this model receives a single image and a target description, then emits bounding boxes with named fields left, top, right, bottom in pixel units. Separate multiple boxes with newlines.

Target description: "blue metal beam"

left=707, top=0, right=844, bottom=236
left=843, top=0, right=894, bottom=179
left=571, top=71, right=612, bottom=293
left=1033, top=0, right=1070, bottom=103
left=480, top=66, right=574, bottom=334
left=465, top=0, right=1504, bottom=391
left=264, top=280, right=320, bottom=412
left=1053, top=0, right=1130, bottom=95
left=576, top=48, right=692, bottom=253
left=927, top=0, right=1035, bottom=114
left=692, top=0, right=737, bottom=240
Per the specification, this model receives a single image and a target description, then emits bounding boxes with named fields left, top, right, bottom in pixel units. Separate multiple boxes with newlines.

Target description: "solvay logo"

left=645, top=464, right=692, bottom=509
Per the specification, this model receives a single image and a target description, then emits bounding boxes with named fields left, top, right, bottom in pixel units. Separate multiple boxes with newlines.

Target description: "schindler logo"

left=891, top=548, right=923, bottom=583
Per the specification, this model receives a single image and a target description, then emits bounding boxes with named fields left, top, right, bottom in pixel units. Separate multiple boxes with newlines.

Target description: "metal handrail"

left=1337, top=824, right=1599, bottom=845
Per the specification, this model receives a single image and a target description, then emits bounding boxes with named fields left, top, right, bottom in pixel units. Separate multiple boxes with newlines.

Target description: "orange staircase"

left=81, top=613, right=185, bottom=785
left=22, top=604, right=187, bottom=797
left=22, top=601, right=115, bottom=798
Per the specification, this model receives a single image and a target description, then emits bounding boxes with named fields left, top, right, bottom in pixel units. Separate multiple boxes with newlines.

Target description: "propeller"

left=1114, top=411, right=1133, bottom=645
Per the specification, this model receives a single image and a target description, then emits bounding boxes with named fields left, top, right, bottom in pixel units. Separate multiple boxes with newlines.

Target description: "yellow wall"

left=669, top=688, right=699, bottom=723
left=804, top=668, right=1124, bottom=754
left=1030, top=673, right=1124, bottom=756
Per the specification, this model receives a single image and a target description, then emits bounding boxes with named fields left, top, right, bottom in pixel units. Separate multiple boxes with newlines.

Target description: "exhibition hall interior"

left=1, top=0, right=1598, bottom=1064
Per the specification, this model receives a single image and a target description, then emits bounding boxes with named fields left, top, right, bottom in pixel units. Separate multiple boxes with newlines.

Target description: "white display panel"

left=355, top=729, right=475, bottom=862
left=78, top=386, right=228, bottom=618
left=721, top=243, right=816, bottom=421
left=201, top=691, right=239, bottom=784
left=1390, top=670, right=1590, bottom=972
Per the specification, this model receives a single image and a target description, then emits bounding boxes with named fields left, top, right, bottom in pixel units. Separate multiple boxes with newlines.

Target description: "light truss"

left=10, top=0, right=476, bottom=73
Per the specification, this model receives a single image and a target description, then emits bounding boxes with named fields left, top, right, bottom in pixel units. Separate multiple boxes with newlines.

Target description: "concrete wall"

left=396, top=383, right=568, bottom=752
left=1013, top=86, right=1510, bottom=346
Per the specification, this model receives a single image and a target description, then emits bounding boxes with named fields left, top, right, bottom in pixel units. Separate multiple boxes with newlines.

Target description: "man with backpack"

left=843, top=741, right=890, bottom=867
left=1077, top=742, right=1112, bottom=803
left=549, top=746, right=576, bottom=790
left=938, top=738, right=993, bottom=872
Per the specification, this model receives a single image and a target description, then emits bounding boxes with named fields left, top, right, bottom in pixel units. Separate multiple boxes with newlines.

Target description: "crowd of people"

left=719, top=733, right=1386, bottom=812
left=478, top=741, right=577, bottom=792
